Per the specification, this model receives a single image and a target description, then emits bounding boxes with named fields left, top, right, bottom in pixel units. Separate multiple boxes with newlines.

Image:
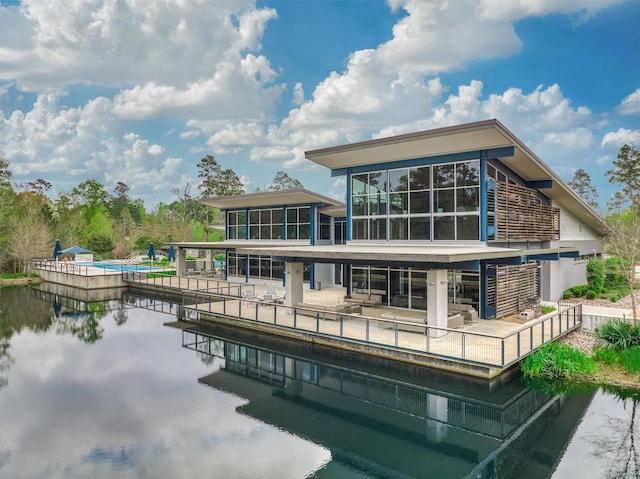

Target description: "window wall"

left=227, top=210, right=247, bottom=240
left=350, top=160, right=480, bottom=241
left=352, top=266, right=480, bottom=312
left=227, top=206, right=311, bottom=241
left=228, top=252, right=283, bottom=280
left=286, top=206, right=311, bottom=240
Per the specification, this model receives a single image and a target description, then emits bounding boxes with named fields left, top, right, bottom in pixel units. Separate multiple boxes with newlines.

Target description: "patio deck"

left=123, top=273, right=581, bottom=379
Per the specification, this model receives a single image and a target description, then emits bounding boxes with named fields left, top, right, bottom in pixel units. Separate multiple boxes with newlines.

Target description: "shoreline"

left=0, top=277, right=43, bottom=287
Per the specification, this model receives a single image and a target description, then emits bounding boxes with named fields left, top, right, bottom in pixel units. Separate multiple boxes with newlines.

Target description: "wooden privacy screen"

left=487, top=262, right=539, bottom=319
left=495, top=181, right=559, bottom=241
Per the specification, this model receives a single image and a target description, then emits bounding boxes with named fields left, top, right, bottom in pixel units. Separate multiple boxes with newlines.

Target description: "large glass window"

left=248, top=208, right=284, bottom=240
left=317, top=213, right=331, bottom=240
left=227, top=210, right=247, bottom=240
left=350, top=160, right=479, bottom=241
left=286, top=206, right=311, bottom=240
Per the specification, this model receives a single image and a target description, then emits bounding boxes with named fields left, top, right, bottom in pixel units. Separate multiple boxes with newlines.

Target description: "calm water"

left=1, top=284, right=639, bottom=479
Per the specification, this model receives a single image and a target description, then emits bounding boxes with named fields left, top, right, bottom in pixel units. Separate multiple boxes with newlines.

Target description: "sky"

left=0, top=0, right=639, bottom=211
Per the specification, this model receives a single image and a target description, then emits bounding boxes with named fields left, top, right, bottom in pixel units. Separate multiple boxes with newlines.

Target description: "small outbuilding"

left=60, top=245, right=94, bottom=262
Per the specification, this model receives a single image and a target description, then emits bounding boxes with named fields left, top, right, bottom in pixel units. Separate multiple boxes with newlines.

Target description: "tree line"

left=0, top=154, right=303, bottom=273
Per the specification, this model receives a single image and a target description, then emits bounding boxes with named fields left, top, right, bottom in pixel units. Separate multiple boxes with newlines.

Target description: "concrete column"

left=425, top=393, right=448, bottom=442
left=205, top=249, right=214, bottom=272
left=427, top=269, right=448, bottom=337
left=176, top=248, right=188, bottom=276
left=285, top=262, right=304, bottom=308
left=283, top=357, right=303, bottom=396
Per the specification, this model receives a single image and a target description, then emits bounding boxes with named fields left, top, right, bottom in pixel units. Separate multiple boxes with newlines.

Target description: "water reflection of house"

left=184, top=324, right=595, bottom=478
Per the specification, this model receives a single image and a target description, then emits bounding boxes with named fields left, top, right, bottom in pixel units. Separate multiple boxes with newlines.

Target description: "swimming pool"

left=75, top=261, right=166, bottom=272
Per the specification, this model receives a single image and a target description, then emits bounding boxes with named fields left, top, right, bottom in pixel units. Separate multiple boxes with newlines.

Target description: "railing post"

left=461, top=333, right=466, bottom=359
left=273, top=306, right=277, bottom=324
left=340, top=316, right=344, bottom=337
left=501, top=339, right=505, bottom=366
left=530, top=324, right=533, bottom=351
left=517, top=331, right=521, bottom=358
left=394, top=324, right=398, bottom=347
left=366, top=319, right=369, bottom=341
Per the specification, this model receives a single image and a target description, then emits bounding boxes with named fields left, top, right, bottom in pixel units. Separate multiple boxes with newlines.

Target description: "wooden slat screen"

left=489, top=262, right=539, bottom=319
left=495, top=181, right=560, bottom=241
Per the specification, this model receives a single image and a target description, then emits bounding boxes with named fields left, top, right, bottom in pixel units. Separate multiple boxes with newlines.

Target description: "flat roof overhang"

left=305, top=119, right=609, bottom=237
left=199, top=188, right=344, bottom=211
left=232, top=244, right=578, bottom=270
left=164, top=240, right=310, bottom=250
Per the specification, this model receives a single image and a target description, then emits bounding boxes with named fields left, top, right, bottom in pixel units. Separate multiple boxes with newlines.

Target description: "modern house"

left=185, top=119, right=607, bottom=332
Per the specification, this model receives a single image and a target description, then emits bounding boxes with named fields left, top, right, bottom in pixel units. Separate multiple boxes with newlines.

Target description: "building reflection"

left=181, top=324, right=595, bottom=479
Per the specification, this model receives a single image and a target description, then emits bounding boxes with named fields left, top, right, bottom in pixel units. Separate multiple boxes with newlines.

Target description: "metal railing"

left=123, top=270, right=254, bottom=297
left=181, top=291, right=582, bottom=369
left=30, top=259, right=173, bottom=277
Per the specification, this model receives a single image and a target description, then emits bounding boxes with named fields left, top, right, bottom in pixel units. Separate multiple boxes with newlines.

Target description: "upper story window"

left=317, top=213, right=332, bottom=240
left=228, top=210, right=247, bottom=240
left=286, top=206, right=311, bottom=240
left=248, top=208, right=284, bottom=240
left=351, top=160, right=480, bottom=241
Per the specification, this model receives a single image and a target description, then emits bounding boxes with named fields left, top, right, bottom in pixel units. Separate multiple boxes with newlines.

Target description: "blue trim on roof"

left=346, top=174, right=352, bottom=241
left=330, top=146, right=515, bottom=177
left=526, top=179, right=553, bottom=189
left=480, top=160, right=488, bottom=242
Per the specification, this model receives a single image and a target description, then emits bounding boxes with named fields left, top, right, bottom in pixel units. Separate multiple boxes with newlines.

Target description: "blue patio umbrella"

left=167, top=245, right=176, bottom=262
left=147, top=242, right=155, bottom=265
left=53, top=239, right=63, bottom=260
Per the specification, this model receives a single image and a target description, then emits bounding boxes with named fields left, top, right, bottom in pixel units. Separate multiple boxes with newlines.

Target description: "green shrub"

left=521, top=342, right=596, bottom=380
left=620, top=346, right=640, bottom=374
left=585, top=289, right=597, bottom=300
left=592, top=346, right=619, bottom=365
left=595, top=319, right=640, bottom=351
left=541, top=305, right=556, bottom=314
left=610, top=294, right=619, bottom=302
left=571, top=285, right=589, bottom=297
left=587, top=258, right=605, bottom=294
left=562, top=290, right=574, bottom=299
left=605, top=256, right=628, bottom=290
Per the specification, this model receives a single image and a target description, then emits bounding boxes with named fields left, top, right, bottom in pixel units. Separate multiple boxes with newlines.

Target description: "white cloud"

left=601, top=128, right=640, bottom=149
left=292, top=82, right=304, bottom=106
left=0, top=1, right=276, bottom=90
left=180, top=130, right=200, bottom=140
left=476, top=0, right=626, bottom=22
left=617, top=88, right=640, bottom=115
left=0, top=92, right=186, bottom=204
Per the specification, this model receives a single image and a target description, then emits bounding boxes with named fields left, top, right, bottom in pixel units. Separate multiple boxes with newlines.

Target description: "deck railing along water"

left=123, top=272, right=582, bottom=374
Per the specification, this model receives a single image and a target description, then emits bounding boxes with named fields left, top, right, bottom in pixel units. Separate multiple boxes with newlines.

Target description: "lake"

left=1, top=284, right=639, bottom=479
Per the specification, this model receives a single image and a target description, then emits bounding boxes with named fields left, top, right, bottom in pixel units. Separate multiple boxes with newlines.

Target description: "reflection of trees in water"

left=52, top=301, right=108, bottom=344
left=0, top=287, right=54, bottom=387
left=54, top=312, right=105, bottom=344
left=0, top=338, right=14, bottom=390
left=1, top=287, right=54, bottom=335
left=113, top=301, right=128, bottom=326
left=589, top=387, right=640, bottom=479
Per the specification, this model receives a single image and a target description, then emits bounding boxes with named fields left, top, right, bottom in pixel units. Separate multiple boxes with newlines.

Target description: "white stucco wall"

left=541, top=258, right=588, bottom=302
left=313, top=263, right=336, bottom=289
left=555, top=202, right=600, bottom=241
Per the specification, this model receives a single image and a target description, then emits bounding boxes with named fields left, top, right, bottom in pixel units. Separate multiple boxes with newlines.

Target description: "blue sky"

left=0, top=0, right=638, bottom=211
